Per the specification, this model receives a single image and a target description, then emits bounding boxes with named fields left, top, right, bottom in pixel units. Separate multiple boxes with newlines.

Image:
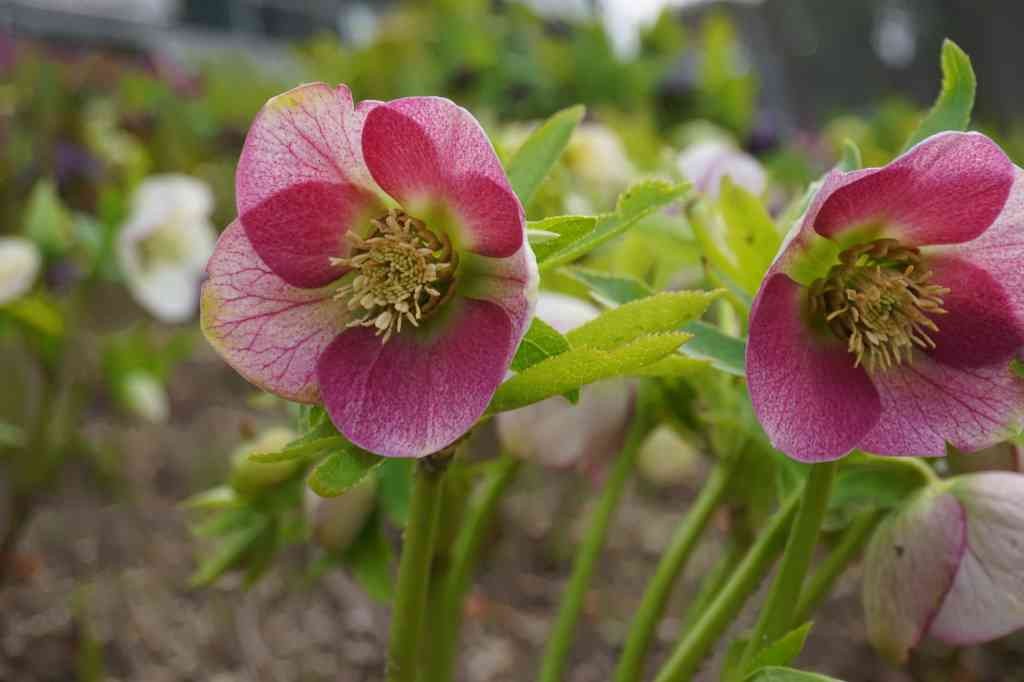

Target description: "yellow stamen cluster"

left=332, top=209, right=458, bottom=343
left=809, top=239, right=949, bottom=372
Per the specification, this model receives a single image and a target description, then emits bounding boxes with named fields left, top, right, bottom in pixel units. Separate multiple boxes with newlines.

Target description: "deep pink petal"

left=317, top=298, right=518, bottom=458
left=200, top=221, right=348, bottom=403
left=930, top=473, right=1024, bottom=645
left=361, top=98, right=524, bottom=258
left=746, top=273, right=881, bottom=462
left=863, top=489, right=966, bottom=663
left=814, top=132, right=1013, bottom=246
left=924, top=254, right=1024, bottom=368
left=859, top=354, right=1024, bottom=457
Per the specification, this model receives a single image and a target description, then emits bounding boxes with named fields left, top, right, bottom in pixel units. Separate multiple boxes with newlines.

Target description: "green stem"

left=539, top=416, right=650, bottom=682
left=613, top=455, right=740, bottom=682
left=677, top=535, right=745, bottom=633
left=733, top=460, right=839, bottom=680
left=427, top=454, right=523, bottom=682
left=386, top=456, right=449, bottom=682
left=792, top=508, right=884, bottom=625
left=652, top=491, right=801, bottom=682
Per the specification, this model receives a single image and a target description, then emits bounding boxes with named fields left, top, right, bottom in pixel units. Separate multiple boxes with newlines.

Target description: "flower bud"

left=863, top=472, right=1024, bottom=663
left=229, top=427, right=301, bottom=496
left=636, top=425, right=702, bottom=488
left=119, top=370, right=170, bottom=423
left=0, top=237, right=42, bottom=305
left=305, top=475, right=378, bottom=554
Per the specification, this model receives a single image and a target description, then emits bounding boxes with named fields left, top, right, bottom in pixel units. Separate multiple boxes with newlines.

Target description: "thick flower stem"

left=792, top=508, right=885, bottom=625
left=385, top=455, right=449, bottom=682
left=427, top=453, right=523, bottom=682
left=733, top=460, right=839, bottom=680
left=538, top=415, right=651, bottom=682
left=652, top=491, right=801, bottom=682
left=677, top=536, right=745, bottom=633
left=613, top=454, right=740, bottom=682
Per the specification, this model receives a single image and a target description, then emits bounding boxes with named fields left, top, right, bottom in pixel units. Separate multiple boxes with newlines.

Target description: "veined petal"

left=930, top=473, right=1024, bottom=645
left=863, top=488, right=966, bottom=664
left=746, top=273, right=881, bottom=462
left=814, top=132, right=1014, bottom=246
left=858, top=354, right=1024, bottom=457
left=317, top=298, right=518, bottom=458
left=236, top=83, right=385, bottom=288
left=200, top=221, right=348, bottom=403
left=361, top=97, right=525, bottom=258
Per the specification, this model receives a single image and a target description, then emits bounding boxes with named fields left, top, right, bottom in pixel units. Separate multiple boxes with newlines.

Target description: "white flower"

left=677, top=139, right=766, bottom=199
left=118, top=175, right=216, bottom=323
left=565, top=124, right=637, bottom=193
left=0, top=237, right=42, bottom=305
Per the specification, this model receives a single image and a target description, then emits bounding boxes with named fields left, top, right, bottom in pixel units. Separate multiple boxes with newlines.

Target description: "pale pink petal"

left=859, top=355, right=1024, bottom=457
left=200, top=221, right=349, bottom=403
left=814, top=132, right=1013, bottom=246
left=236, top=83, right=384, bottom=288
left=930, top=473, right=1024, bottom=646
left=863, top=488, right=966, bottom=664
left=361, top=97, right=524, bottom=258
left=923, top=254, right=1024, bottom=369
left=458, top=245, right=539, bottom=342
left=746, top=273, right=881, bottom=462
left=317, top=298, right=518, bottom=458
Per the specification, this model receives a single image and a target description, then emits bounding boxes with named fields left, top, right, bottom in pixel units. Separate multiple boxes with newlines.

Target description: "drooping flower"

left=863, top=472, right=1024, bottom=662
left=0, top=236, right=42, bottom=305
left=202, top=83, right=537, bottom=458
left=747, top=132, right=1024, bottom=462
left=118, top=175, right=217, bottom=323
left=496, top=293, right=632, bottom=476
left=677, top=139, right=766, bottom=199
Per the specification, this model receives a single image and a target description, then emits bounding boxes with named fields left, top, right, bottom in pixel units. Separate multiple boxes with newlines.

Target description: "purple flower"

left=747, top=132, right=1024, bottom=461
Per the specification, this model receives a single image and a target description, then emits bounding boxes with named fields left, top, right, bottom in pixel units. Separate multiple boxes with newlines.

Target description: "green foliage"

left=342, top=511, right=396, bottom=602
left=511, top=317, right=572, bottom=372
left=528, top=216, right=599, bottom=264
left=744, top=667, right=845, bottom=682
left=747, top=623, right=814, bottom=672
left=507, top=106, right=585, bottom=205
left=902, top=39, right=976, bottom=151
left=308, top=448, right=386, bottom=498
left=566, top=291, right=718, bottom=351
left=23, top=180, right=73, bottom=255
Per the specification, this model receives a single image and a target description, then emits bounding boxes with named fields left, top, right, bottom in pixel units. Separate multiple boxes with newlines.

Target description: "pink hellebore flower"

left=863, top=472, right=1024, bottom=663
left=201, top=84, right=538, bottom=458
left=747, top=133, right=1024, bottom=462
left=677, top=139, right=766, bottom=199
left=496, top=293, right=634, bottom=476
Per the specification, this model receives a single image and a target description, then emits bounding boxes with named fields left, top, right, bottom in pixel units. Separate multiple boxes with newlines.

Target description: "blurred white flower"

left=565, top=123, right=637, bottom=194
left=118, top=175, right=216, bottom=323
left=0, top=236, right=42, bottom=305
left=306, top=475, right=378, bottom=554
left=677, top=139, right=766, bottom=199
left=636, top=425, right=703, bottom=487
left=119, top=370, right=170, bottom=423
left=496, top=293, right=634, bottom=475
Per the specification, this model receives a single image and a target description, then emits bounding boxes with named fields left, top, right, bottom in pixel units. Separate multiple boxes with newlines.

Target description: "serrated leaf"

left=249, top=435, right=345, bottom=463
left=487, top=332, right=690, bottom=413
left=539, top=180, right=690, bottom=271
left=902, top=39, right=975, bottom=152
left=717, top=179, right=781, bottom=296
left=308, top=448, right=385, bottom=497
left=511, top=317, right=571, bottom=372
left=506, top=105, right=585, bottom=205
left=744, top=667, right=845, bottom=682
left=529, top=215, right=598, bottom=264
left=748, top=623, right=814, bottom=672
left=629, top=354, right=708, bottom=378
left=567, top=291, right=718, bottom=351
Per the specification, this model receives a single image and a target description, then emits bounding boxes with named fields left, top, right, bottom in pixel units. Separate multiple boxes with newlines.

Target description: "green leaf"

left=510, top=316, right=571, bottom=372
left=837, top=139, right=862, bottom=171
left=3, top=294, right=64, bottom=338
left=748, top=622, right=814, bottom=671
left=539, top=180, right=690, bottom=271
left=248, top=435, right=346, bottom=463
left=308, top=448, right=385, bottom=497
left=23, top=179, right=73, bottom=254
left=717, top=179, right=781, bottom=296
left=0, top=421, right=26, bottom=448
left=343, top=514, right=395, bottom=602
left=487, top=332, right=691, bottom=413
left=377, top=459, right=414, bottom=527
left=629, top=354, right=708, bottom=378
left=181, top=485, right=241, bottom=511
left=566, top=291, right=719, bottom=351
left=190, top=520, right=267, bottom=586
left=902, top=39, right=975, bottom=152
left=567, top=268, right=652, bottom=307
left=529, top=215, right=598, bottom=264
left=506, top=105, right=585, bottom=205
left=827, top=453, right=933, bottom=525
left=744, top=667, right=845, bottom=682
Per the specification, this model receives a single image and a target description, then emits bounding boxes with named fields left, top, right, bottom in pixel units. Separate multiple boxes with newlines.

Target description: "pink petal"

left=316, top=298, right=518, bottom=458
left=814, top=132, right=1013, bottom=246
left=858, top=354, right=1024, bottom=457
left=200, top=221, right=348, bottom=403
left=746, top=273, right=881, bottom=462
left=924, top=254, right=1024, bottom=369
left=458, top=245, right=539, bottom=342
left=929, top=473, right=1024, bottom=646
left=236, top=83, right=384, bottom=288
left=863, top=488, right=966, bottom=664
left=361, top=97, right=524, bottom=258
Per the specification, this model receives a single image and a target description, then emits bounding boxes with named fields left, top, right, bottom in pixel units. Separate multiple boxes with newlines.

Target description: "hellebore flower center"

left=808, top=238, right=949, bottom=372
left=332, top=208, right=459, bottom=343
